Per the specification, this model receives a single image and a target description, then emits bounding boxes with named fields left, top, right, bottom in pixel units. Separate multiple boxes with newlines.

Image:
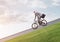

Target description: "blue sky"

left=0, top=0, right=60, bottom=39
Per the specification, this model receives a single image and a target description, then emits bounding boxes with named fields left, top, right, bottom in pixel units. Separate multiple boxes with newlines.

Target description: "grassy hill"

left=6, top=22, right=60, bottom=42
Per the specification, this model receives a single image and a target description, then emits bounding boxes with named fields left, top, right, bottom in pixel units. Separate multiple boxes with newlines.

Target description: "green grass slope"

left=6, top=22, right=60, bottom=42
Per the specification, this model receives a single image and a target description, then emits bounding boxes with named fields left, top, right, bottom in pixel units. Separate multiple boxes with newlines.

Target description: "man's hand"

left=34, top=19, right=36, bottom=21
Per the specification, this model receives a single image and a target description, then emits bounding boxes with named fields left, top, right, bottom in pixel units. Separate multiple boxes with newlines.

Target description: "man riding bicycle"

left=34, top=11, right=46, bottom=25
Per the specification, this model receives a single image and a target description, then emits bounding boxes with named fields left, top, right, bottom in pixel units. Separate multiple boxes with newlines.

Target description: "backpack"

left=41, top=14, right=46, bottom=18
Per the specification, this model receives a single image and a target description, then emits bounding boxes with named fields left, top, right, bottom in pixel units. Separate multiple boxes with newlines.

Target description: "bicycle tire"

left=32, top=23, right=38, bottom=29
left=41, top=19, right=47, bottom=26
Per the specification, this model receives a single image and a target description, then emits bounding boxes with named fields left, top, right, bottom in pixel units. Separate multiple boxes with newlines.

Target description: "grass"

left=6, top=22, right=60, bottom=42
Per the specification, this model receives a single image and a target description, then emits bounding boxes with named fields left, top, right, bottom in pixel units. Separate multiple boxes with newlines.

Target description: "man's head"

left=33, top=11, right=36, bottom=13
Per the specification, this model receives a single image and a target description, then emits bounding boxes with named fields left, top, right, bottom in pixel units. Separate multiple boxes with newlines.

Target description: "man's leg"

left=38, top=18, right=42, bottom=25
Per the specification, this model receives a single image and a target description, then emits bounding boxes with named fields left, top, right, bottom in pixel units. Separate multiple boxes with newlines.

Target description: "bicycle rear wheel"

left=41, top=19, right=47, bottom=26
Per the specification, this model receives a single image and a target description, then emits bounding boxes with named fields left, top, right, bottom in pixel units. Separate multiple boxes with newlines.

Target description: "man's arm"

left=34, top=15, right=36, bottom=21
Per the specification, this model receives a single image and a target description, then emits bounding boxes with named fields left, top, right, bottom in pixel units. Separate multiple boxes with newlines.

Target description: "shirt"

left=35, top=12, right=41, bottom=19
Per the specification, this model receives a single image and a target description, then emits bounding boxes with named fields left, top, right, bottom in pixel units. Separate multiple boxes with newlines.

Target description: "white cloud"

left=18, top=0, right=28, bottom=5
left=0, top=0, right=48, bottom=24
left=27, top=0, right=47, bottom=9
left=52, top=0, right=60, bottom=6
left=53, top=0, right=60, bottom=2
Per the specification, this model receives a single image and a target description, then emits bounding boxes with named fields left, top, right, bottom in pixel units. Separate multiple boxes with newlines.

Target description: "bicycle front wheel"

left=32, top=23, right=38, bottom=29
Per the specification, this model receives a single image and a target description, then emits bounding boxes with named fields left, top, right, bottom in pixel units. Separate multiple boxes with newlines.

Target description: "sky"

left=0, top=0, right=60, bottom=39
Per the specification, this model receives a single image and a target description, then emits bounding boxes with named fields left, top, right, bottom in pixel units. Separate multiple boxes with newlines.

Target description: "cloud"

left=27, top=0, right=47, bottom=9
left=52, top=0, right=60, bottom=6
left=0, top=0, right=48, bottom=24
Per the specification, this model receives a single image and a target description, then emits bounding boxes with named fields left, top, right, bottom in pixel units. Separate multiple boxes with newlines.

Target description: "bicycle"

left=31, top=18, right=47, bottom=29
